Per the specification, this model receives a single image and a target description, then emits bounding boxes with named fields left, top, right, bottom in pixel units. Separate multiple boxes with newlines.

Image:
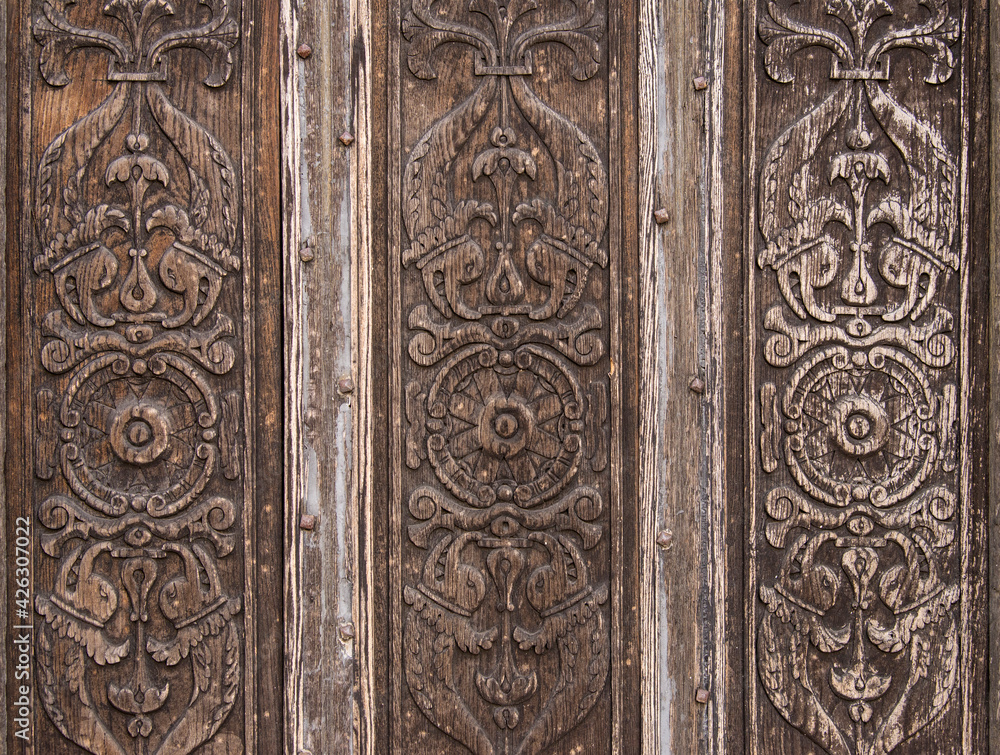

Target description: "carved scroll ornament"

left=30, top=1, right=244, bottom=752
left=753, top=1, right=966, bottom=753
left=397, top=0, right=613, bottom=751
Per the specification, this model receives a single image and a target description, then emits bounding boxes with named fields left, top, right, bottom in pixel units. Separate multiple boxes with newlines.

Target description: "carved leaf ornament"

left=31, top=0, right=244, bottom=752
left=754, top=1, right=964, bottom=753
left=399, top=0, right=612, bottom=751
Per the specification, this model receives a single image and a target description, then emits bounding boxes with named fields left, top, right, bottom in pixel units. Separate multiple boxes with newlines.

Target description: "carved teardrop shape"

left=120, top=248, right=158, bottom=313
left=485, top=245, right=526, bottom=306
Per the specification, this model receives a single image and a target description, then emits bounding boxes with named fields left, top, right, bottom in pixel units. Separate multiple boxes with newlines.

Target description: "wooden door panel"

left=373, top=0, right=641, bottom=751
left=4, top=0, right=282, bottom=752
left=741, top=0, right=990, bottom=752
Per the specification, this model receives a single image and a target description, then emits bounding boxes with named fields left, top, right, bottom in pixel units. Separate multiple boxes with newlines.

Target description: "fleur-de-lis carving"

left=401, top=0, right=608, bottom=323
left=34, top=0, right=240, bottom=340
left=36, top=0, right=238, bottom=87
left=758, top=0, right=960, bottom=328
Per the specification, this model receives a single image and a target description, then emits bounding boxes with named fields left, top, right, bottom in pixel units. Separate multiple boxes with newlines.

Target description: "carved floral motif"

left=754, top=1, right=965, bottom=753
left=31, top=1, right=244, bottom=752
left=398, top=0, right=612, bottom=751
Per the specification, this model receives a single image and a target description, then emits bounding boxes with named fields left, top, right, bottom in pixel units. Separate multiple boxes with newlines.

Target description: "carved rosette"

left=30, top=1, right=244, bottom=752
left=397, top=0, right=612, bottom=751
left=753, top=1, right=966, bottom=753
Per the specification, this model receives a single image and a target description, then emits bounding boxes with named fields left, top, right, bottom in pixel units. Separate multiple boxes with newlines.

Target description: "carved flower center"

left=127, top=418, right=154, bottom=447
left=494, top=413, right=519, bottom=438
left=846, top=414, right=871, bottom=440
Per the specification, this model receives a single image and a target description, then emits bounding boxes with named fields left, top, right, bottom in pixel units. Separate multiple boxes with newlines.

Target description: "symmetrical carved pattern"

left=752, top=1, right=967, bottom=753
left=395, top=0, right=613, bottom=750
left=30, top=1, right=245, bottom=752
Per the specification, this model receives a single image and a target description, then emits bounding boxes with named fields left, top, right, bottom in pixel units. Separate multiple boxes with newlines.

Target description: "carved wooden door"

left=364, top=0, right=642, bottom=752
left=5, top=0, right=997, bottom=752
left=726, top=0, right=992, bottom=753
left=3, top=0, right=283, bottom=753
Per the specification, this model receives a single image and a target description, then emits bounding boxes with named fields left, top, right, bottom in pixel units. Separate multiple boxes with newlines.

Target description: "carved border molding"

left=749, top=1, right=973, bottom=753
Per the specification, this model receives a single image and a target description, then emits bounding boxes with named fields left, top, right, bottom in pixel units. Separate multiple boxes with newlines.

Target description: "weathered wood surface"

left=3, top=0, right=997, bottom=752
left=281, top=0, right=358, bottom=751
left=742, top=1, right=990, bottom=753
left=990, top=3, right=1000, bottom=753
left=0, top=0, right=8, bottom=743
left=3, top=0, right=283, bottom=752
left=364, top=0, right=643, bottom=750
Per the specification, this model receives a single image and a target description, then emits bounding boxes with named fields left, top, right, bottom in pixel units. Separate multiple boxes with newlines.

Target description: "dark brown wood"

left=368, top=0, right=642, bottom=751
left=740, top=1, right=990, bottom=753
left=4, top=0, right=283, bottom=752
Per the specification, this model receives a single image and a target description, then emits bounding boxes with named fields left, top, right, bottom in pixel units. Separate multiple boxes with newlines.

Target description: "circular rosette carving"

left=426, top=345, right=584, bottom=508
left=783, top=346, right=938, bottom=507
left=60, top=352, right=219, bottom=518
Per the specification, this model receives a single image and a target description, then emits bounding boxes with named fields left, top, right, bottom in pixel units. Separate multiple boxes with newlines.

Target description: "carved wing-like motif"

left=751, top=1, right=967, bottom=753
left=28, top=1, right=246, bottom=752
left=394, top=0, right=614, bottom=750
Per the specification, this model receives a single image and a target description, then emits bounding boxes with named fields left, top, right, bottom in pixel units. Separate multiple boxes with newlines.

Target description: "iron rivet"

left=339, top=131, right=355, bottom=147
left=689, top=376, right=705, bottom=394
left=299, top=514, right=317, bottom=531
left=654, top=208, right=671, bottom=225
left=696, top=688, right=710, bottom=704
left=338, top=376, right=355, bottom=394
left=656, top=529, right=674, bottom=549
left=339, top=622, right=356, bottom=641
left=297, top=44, right=312, bottom=59
left=299, top=237, right=315, bottom=262
left=693, top=76, right=708, bottom=90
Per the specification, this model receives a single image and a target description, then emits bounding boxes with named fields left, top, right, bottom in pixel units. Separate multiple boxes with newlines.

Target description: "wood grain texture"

left=989, top=2, right=999, bottom=752
left=350, top=0, right=381, bottom=752
left=368, top=0, right=643, bottom=751
left=282, top=0, right=365, bottom=750
left=637, top=0, right=660, bottom=750
left=4, top=0, right=283, bottom=751
left=0, top=0, right=8, bottom=742
left=744, top=1, right=988, bottom=754
left=991, top=4, right=1000, bottom=753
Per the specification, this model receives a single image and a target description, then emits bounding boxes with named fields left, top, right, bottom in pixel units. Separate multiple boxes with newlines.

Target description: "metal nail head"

left=696, top=688, right=710, bottom=704
left=300, top=514, right=317, bottom=531
left=654, top=208, right=671, bottom=225
left=689, top=376, right=705, bottom=394
left=693, top=76, right=708, bottom=90
left=297, top=44, right=313, bottom=59
left=339, top=131, right=355, bottom=147
left=338, top=376, right=355, bottom=394
left=656, top=529, right=674, bottom=549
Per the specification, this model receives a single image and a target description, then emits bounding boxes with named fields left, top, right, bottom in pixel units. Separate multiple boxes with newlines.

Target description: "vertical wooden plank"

left=4, top=0, right=283, bottom=751
left=744, top=1, right=988, bottom=753
left=370, top=0, right=643, bottom=750
left=637, top=0, right=661, bottom=750
left=282, top=0, right=364, bottom=748
left=350, top=0, right=382, bottom=749
left=990, top=0, right=1000, bottom=751
left=0, top=0, right=9, bottom=741
left=281, top=0, right=307, bottom=749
